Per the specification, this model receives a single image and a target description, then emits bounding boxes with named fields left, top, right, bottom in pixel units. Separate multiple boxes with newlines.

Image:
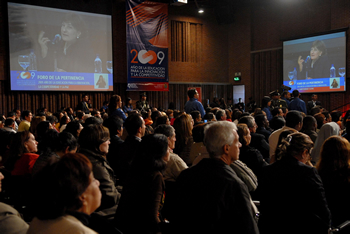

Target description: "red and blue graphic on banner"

left=126, top=0, right=168, bottom=91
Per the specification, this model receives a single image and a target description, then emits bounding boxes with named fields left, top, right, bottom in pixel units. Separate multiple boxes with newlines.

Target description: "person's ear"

left=224, top=144, right=230, bottom=155
left=64, top=146, right=70, bottom=154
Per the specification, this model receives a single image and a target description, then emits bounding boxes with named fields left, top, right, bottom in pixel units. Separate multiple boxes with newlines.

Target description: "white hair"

left=204, top=121, right=237, bottom=159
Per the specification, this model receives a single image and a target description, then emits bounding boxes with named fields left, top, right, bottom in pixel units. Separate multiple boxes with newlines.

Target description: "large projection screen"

left=8, top=2, right=113, bottom=91
left=283, top=31, right=346, bottom=93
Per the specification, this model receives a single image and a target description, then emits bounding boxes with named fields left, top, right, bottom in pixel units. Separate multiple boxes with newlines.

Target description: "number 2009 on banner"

left=130, top=49, right=165, bottom=65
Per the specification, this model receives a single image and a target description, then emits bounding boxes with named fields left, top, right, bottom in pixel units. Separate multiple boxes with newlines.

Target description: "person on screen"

left=38, top=13, right=94, bottom=73
left=297, top=40, right=331, bottom=80
left=96, top=75, right=106, bottom=88
left=331, top=79, right=339, bottom=88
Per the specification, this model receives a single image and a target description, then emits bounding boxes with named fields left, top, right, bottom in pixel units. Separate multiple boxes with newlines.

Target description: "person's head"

left=126, top=97, right=132, bottom=106
left=64, top=107, right=74, bottom=115
left=237, top=123, right=251, bottom=146
left=108, top=95, right=122, bottom=114
left=225, top=109, right=232, bottom=120
left=311, top=94, right=318, bottom=101
left=124, top=113, right=145, bottom=137
left=261, top=96, right=271, bottom=108
left=21, top=110, right=33, bottom=122
left=282, top=91, right=291, bottom=99
left=155, top=115, right=170, bottom=127
left=90, top=110, right=101, bottom=119
left=31, top=153, right=101, bottom=219
left=302, top=115, right=317, bottom=131
left=192, top=123, right=206, bottom=143
left=61, top=13, right=86, bottom=43
left=64, top=120, right=84, bottom=138
left=84, top=116, right=103, bottom=127
left=7, top=111, right=16, bottom=120
left=154, top=124, right=176, bottom=150
left=173, top=114, right=193, bottom=139
left=203, top=112, right=216, bottom=122
left=322, top=111, right=332, bottom=123
left=60, top=115, right=70, bottom=127
left=11, top=131, right=38, bottom=156
left=310, top=40, right=327, bottom=60
left=292, top=90, right=300, bottom=98
left=215, top=109, right=227, bottom=121
left=82, top=94, right=89, bottom=102
left=310, top=106, right=321, bottom=116
left=77, top=111, right=85, bottom=120
left=332, top=79, right=338, bottom=85
left=55, top=132, right=78, bottom=154
left=314, top=113, right=326, bottom=129
left=13, top=109, right=21, bottom=119
left=270, top=91, right=280, bottom=100
left=4, top=118, right=15, bottom=129
left=204, top=121, right=241, bottom=164
left=232, top=110, right=242, bottom=121
left=151, top=110, right=162, bottom=123
left=276, top=132, right=313, bottom=164
left=36, top=121, right=53, bottom=141
left=190, top=111, right=201, bottom=123
left=187, top=89, right=199, bottom=99
left=285, top=110, right=303, bottom=130
left=255, top=114, right=268, bottom=128
left=132, top=134, right=169, bottom=173
left=238, top=116, right=257, bottom=133
left=270, top=116, right=286, bottom=131
left=103, top=116, right=123, bottom=137
left=140, top=93, right=147, bottom=101
left=271, top=108, right=283, bottom=117
left=331, top=111, right=342, bottom=123
left=78, top=124, right=110, bottom=155
left=317, top=136, right=350, bottom=173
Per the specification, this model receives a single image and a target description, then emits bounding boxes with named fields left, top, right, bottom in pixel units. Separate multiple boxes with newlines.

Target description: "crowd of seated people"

left=0, top=90, right=350, bottom=233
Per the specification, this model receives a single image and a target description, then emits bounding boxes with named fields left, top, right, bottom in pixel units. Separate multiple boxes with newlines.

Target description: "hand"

left=38, top=31, right=50, bottom=58
left=298, top=56, right=304, bottom=72
left=56, top=68, right=66, bottom=72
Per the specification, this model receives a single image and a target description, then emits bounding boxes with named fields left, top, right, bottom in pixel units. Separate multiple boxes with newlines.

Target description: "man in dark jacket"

left=172, top=121, right=259, bottom=234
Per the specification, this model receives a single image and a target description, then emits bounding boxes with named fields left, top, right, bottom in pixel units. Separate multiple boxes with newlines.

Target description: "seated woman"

left=173, top=114, right=194, bottom=165
left=59, top=115, right=71, bottom=132
left=28, top=153, right=101, bottom=234
left=108, top=95, right=127, bottom=122
left=6, top=131, right=39, bottom=176
left=317, top=136, right=350, bottom=230
left=115, top=134, right=169, bottom=234
left=78, top=124, right=120, bottom=221
left=237, top=123, right=268, bottom=179
left=63, top=120, right=84, bottom=139
left=259, top=132, right=331, bottom=234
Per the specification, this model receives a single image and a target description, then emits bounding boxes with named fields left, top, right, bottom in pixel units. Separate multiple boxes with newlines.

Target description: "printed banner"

left=126, top=0, right=168, bottom=91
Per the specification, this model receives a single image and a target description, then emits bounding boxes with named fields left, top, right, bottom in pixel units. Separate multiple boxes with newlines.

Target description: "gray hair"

left=204, top=121, right=237, bottom=159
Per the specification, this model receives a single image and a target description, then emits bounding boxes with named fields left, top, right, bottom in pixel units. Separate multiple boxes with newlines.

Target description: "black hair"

left=285, top=110, right=303, bottom=128
left=84, top=116, right=103, bottom=127
left=292, top=90, right=300, bottom=97
left=64, top=120, right=82, bottom=139
left=187, top=89, right=197, bottom=99
left=103, top=116, right=123, bottom=136
left=4, top=118, right=14, bottom=127
left=55, top=132, right=78, bottom=152
left=254, top=114, right=266, bottom=128
left=21, top=110, right=32, bottom=119
left=190, top=111, right=201, bottom=122
left=7, top=112, right=16, bottom=118
left=302, top=115, right=317, bottom=131
left=124, top=114, right=143, bottom=136
left=271, top=108, right=281, bottom=117
left=155, top=115, right=168, bottom=127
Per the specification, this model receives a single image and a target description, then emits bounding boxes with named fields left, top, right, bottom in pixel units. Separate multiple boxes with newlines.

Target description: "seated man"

left=172, top=121, right=259, bottom=234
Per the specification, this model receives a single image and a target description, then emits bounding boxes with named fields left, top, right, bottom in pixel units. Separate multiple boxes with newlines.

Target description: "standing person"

left=114, top=134, right=170, bottom=234
left=136, top=92, right=150, bottom=112
left=261, top=96, right=272, bottom=121
left=288, top=90, right=307, bottom=114
left=184, top=89, right=205, bottom=118
left=108, top=95, right=127, bottom=122
left=172, top=121, right=259, bottom=234
left=17, top=110, right=33, bottom=132
left=307, top=94, right=321, bottom=114
left=259, top=132, right=331, bottom=234
left=76, top=94, right=91, bottom=114
left=269, top=91, right=287, bottom=109
left=281, top=91, right=291, bottom=106
left=235, top=98, right=245, bottom=112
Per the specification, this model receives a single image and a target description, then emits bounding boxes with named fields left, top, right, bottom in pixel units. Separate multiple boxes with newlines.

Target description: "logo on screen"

left=17, top=72, right=32, bottom=79
left=127, top=83, right=138, bottom=89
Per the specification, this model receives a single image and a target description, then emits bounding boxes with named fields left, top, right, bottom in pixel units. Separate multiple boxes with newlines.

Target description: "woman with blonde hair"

left=317, top=136, right=350, bottom=229
left=173, top=114, right=194, bottom=165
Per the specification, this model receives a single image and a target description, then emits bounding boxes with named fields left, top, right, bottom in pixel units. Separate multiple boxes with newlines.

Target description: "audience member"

left=259, top=132, right=330, bottom=234
left=108, top=95, right=127, bottom=122
left=255, top=114, right=271, bottom=142
left=310, top=122, right=340, bottom=164
left=18, top=110, right=33, bottom=132
left=63, top=120, right=83, bottom=139
left=269, top=110, right=302, bottom=158
left=173, top=114, right=194, bottom=165
left=78, top=124, right=120, bottom=220
left=317, top=136, right=350, bottom=230
left=115, top=134, right=169, bottom=234
left=288, top=90, right=307, bottom=114
left=307, top=94, right=321, bottom=114
left=172, top=121, right=259, bottom=234
left=301, top=115, right=318, bottom=143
